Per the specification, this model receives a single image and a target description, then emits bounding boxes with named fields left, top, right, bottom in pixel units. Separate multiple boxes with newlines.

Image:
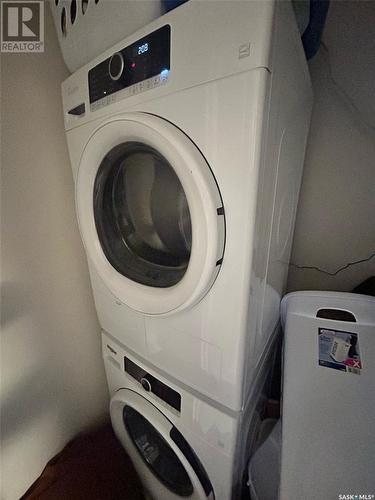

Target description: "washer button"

left=140, top=377, right=151, bottom=392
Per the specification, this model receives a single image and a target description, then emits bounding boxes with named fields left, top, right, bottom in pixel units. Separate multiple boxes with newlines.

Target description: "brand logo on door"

left=1, top=1, right=44, bottom=52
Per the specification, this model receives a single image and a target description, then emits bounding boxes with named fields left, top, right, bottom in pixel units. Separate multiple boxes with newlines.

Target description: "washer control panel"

left=88, top=25, right=170, bottom=110
left=124, top=356, right=181, bottom=412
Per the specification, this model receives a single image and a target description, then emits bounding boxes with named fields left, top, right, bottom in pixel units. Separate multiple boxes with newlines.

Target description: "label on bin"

left=318, top=328, right=362, bottom=374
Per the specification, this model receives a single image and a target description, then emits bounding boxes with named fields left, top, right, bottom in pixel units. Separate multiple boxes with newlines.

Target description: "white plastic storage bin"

left=280, top=291, right=375, bottom=500
left=50, top=1, right=162, bottom=72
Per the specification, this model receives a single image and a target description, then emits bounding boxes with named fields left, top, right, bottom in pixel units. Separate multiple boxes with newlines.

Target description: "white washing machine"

left=103, top=332, right=272, bottom=499
left=62, top=0, right=312, bottom=413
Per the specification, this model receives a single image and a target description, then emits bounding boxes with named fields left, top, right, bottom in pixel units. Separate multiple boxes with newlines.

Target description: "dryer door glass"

left=94, top=142, right=192, bottom=288
left=123, top=406, right=194, bottom=497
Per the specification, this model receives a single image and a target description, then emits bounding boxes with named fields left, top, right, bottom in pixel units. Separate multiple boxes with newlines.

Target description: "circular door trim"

left=76, top=112, right=225, bottom=315
left=110, top=389, right=213, bottom=500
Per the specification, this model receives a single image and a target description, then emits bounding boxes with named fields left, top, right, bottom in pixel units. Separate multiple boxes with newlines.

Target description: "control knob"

left=140, top=377, right=152, bottom=392
left=109, top=52, right=124, bottom=81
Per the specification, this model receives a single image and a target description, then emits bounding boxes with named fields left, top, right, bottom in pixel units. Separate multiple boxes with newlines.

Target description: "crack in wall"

left=289, top=250, right=375, bottom=276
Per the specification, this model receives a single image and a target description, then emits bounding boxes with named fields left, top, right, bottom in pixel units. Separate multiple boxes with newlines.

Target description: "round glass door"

left=76, top=113, right=225, bottom=315
left=123, top=406, right=193, bottom=497
left=94, top=142, right=192, bottom=288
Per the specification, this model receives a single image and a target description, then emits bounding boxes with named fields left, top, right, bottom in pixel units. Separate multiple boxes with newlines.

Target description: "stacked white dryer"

left=61, top=1, right=312, bottom=498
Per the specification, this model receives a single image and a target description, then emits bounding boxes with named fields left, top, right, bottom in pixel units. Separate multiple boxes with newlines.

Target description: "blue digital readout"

left=137, top=42, right=149, bottom=55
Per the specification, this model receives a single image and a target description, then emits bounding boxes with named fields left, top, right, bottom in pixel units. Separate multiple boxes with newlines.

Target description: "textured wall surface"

left=1, top=6, right=109, bottom=499
left=288, top=1, right=375, bottom=292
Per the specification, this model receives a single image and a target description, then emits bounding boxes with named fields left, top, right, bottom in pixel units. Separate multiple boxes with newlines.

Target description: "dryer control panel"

left=88, top=25, right=170, bottom=111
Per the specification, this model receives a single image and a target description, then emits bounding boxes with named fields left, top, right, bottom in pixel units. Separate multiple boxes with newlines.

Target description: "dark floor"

left=21, top=398, right=281, bottom=500
left=21, top=423, right=145, bottom=500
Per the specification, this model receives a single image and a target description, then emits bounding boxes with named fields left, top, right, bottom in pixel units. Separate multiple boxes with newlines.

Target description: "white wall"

left=288, top=0, right=375, bottom=292
left=0, top=5, right=109, bottom=499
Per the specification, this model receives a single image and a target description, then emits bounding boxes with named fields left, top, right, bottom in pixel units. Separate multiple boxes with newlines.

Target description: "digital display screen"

left=89, top=25, right=171, bottom=104
left=137, top=42, right=149, bottom=55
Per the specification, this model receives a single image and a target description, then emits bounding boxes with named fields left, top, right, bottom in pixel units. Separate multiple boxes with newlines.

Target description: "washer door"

left=110, top=389, right=214, bottom=499
left=76, top=113, right=225, bottom=315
